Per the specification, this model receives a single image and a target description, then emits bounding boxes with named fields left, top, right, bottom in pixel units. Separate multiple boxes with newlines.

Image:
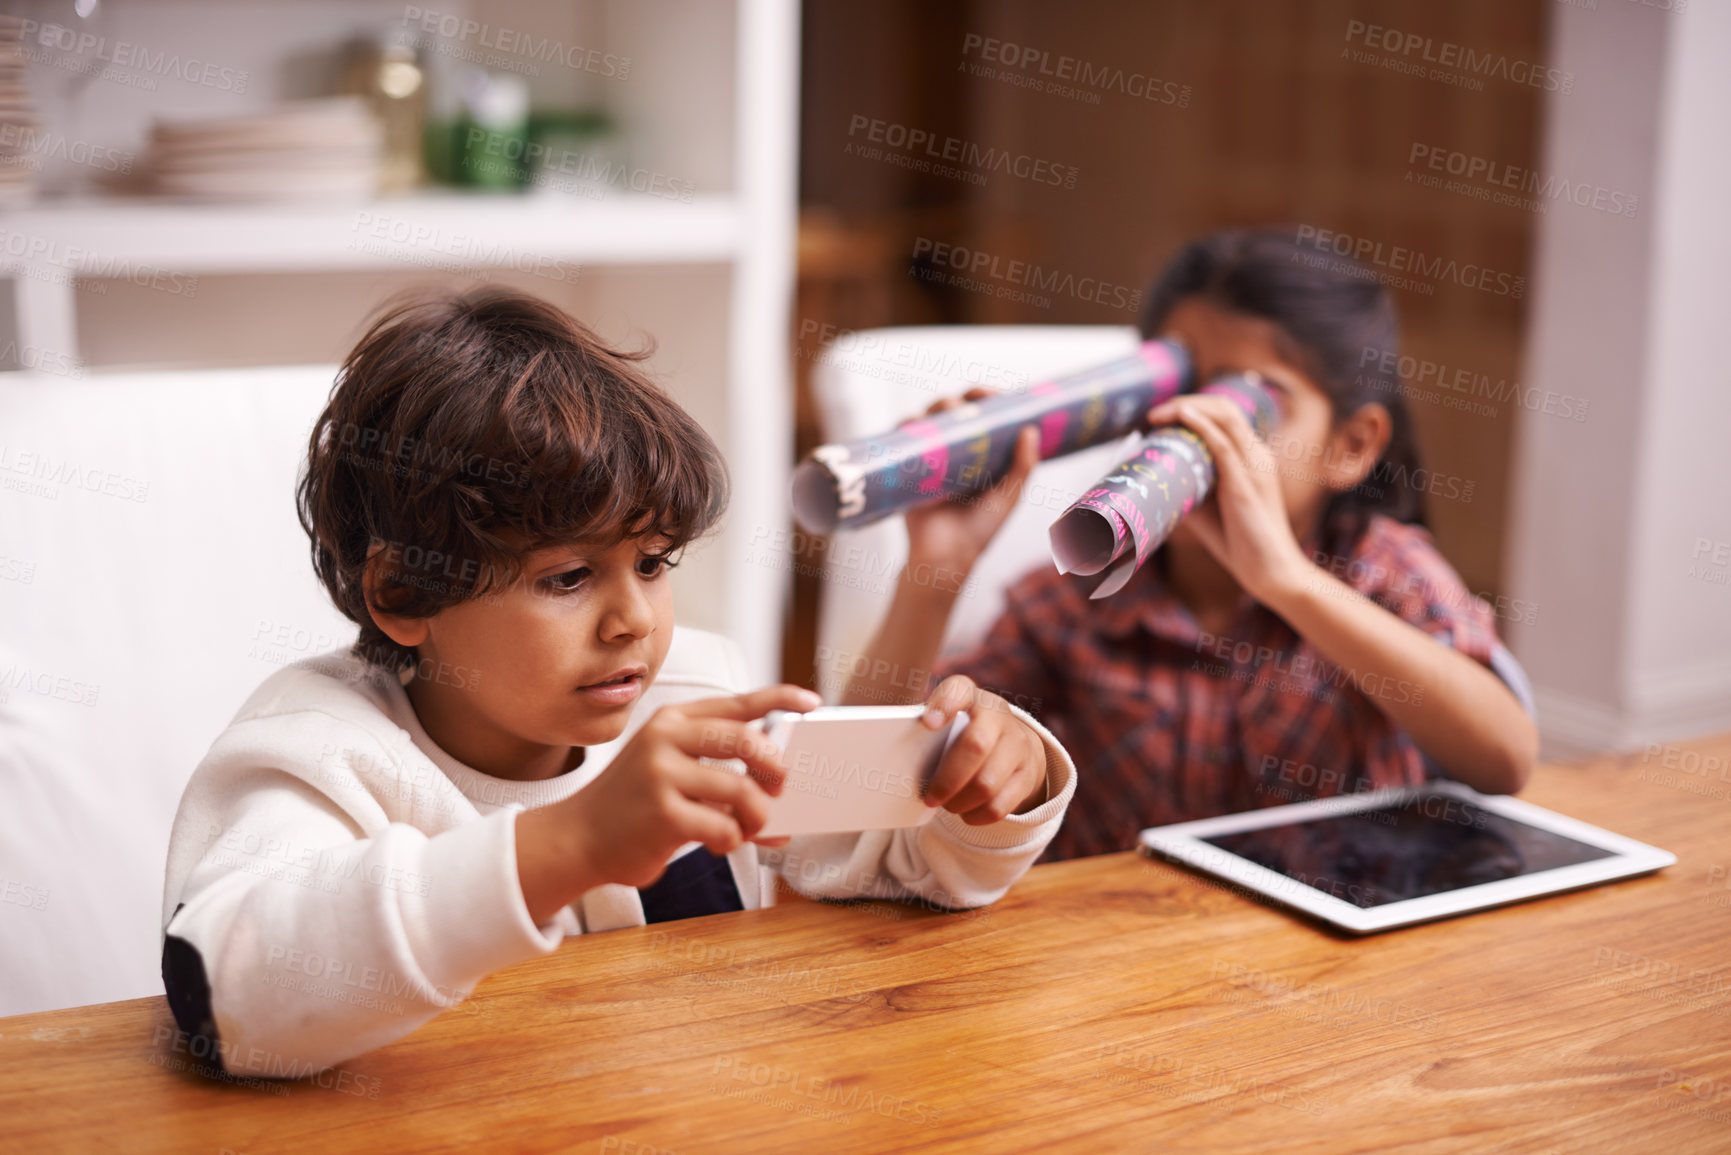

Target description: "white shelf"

left=0, top=0, right=799, bottom=686
left=0, top=191, right=744, bottom=274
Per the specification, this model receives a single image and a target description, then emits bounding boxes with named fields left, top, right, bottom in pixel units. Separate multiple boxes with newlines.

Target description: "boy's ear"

left=1323, top=402, right=1392, bottom=492
left=362, top=544, right=431, bottom=649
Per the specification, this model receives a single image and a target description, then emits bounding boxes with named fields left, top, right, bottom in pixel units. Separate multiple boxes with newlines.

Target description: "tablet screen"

left=1200, top=793, right=1616, bottom=908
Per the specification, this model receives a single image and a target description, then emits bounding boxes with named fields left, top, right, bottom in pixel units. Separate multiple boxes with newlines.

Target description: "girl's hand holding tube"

left=900, top=388, right=1042, bottom=580
left=1144, top=393, right=1315, bottom=608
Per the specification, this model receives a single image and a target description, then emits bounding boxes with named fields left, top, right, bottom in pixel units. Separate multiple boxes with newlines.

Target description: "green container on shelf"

left=423, top=109, right=613, bottom=192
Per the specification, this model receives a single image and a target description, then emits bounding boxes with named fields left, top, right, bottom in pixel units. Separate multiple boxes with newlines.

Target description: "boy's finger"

left=682, top=684, right=822, bottom=722
left=920, top=674, right=977, bottom=730
left=681, top=717, right=788, bottom=794
left=675, top=760, right=774, bottom=835
left=921, top=709, right=991, bottom=807
left=976, top=758, right=1044, bottom=825
left=942, top=739, right=1020, bottom=819
left=685, top=715, right=774, bottom=760
left=671, top=798, right=747, bottom=859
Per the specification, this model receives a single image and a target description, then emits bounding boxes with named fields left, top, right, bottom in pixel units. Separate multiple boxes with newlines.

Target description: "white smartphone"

left=752, top=705, right=971, bottom=837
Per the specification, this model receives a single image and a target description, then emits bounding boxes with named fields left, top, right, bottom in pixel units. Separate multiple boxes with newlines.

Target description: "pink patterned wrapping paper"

left=791, top=340, right=1191, bottom=534
left=1048, top=373, right=1280, bottom=599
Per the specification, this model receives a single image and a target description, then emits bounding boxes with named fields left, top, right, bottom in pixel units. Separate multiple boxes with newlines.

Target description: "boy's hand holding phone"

left=515, top=684, right=818, bottom=922
left=917, top=674, right=1049, bottom=824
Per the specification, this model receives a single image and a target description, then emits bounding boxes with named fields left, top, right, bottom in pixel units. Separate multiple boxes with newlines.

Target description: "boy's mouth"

left=576, top=665, right=648, bottom=706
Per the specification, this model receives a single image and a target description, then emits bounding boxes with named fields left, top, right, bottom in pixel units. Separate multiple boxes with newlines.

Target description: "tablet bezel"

left=1136, top=781, right=1676, bottom=934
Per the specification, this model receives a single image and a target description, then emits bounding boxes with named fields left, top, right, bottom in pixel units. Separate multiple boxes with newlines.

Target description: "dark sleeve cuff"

left=161, top=904, right=223, bottom=1071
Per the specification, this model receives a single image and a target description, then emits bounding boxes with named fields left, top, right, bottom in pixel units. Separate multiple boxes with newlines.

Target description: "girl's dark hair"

left=297, top=288, right=728, bottom=669
left=1138, top=226, right=1427, bottom=532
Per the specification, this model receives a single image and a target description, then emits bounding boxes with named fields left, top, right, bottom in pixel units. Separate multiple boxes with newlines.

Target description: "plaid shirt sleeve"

left=1326, top=517, right=1506, bottom=785
left=1348, top=517, right=1501, bottom=668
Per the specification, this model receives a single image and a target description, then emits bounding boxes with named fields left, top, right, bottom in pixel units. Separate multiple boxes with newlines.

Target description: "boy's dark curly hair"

left=297, top=288, right=728, bottom=669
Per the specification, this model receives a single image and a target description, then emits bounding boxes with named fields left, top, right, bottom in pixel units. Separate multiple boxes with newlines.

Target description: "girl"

left=844, top=227, right=1538, bottom=861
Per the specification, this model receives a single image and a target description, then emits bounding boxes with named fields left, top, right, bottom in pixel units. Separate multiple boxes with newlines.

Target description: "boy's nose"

left=599, top=578, right=657, bottom=640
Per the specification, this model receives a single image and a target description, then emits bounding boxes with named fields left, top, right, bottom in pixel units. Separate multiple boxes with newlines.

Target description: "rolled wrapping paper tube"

left=790, top=339, right=1191, bottom=534
left=1048, top=372, right=1281, bottom=600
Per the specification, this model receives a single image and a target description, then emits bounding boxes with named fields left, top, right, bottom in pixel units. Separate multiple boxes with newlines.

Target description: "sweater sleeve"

left=161, top=758, right=560, bottom=1075
left=762, top=701, right=1076, bottom=910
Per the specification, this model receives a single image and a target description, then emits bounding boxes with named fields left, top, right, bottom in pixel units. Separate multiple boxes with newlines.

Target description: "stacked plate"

left=148, top=97, right=383, bottom=202
left=0, top=16, right=39, bottom=207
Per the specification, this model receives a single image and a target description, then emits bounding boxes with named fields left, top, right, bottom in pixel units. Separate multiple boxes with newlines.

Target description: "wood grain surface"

left=3, top=735, right=1727, bottom=1154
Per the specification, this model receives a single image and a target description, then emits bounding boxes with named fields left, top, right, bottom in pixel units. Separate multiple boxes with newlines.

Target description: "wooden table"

left=4, top=737, right=1728, bottom=1154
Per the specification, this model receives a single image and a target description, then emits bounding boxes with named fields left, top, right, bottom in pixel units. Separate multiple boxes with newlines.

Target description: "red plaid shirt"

left=934, top=513, right=1502, bottom=861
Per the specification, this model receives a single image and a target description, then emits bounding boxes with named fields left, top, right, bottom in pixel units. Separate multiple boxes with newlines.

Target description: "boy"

left=160, top=290, right=1075, bottom=1075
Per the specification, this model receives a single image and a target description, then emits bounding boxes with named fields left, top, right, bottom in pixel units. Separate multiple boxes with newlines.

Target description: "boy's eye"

left=545, top=567, right=591, bottom=593
left=637, top=554, right=678, bottom=579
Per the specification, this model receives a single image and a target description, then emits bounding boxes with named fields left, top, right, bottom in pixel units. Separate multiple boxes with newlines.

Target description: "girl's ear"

left=362, top=543, right=432, bottom=649
left=1323, top=402, right=1393, bottom=492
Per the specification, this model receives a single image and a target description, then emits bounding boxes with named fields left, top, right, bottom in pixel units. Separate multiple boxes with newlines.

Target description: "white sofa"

left=0, top=365, right=357, bottom=1016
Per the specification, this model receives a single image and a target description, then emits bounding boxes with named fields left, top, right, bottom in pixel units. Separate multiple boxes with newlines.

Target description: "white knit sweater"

left=159, top=626, right=1076, bottom=1074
